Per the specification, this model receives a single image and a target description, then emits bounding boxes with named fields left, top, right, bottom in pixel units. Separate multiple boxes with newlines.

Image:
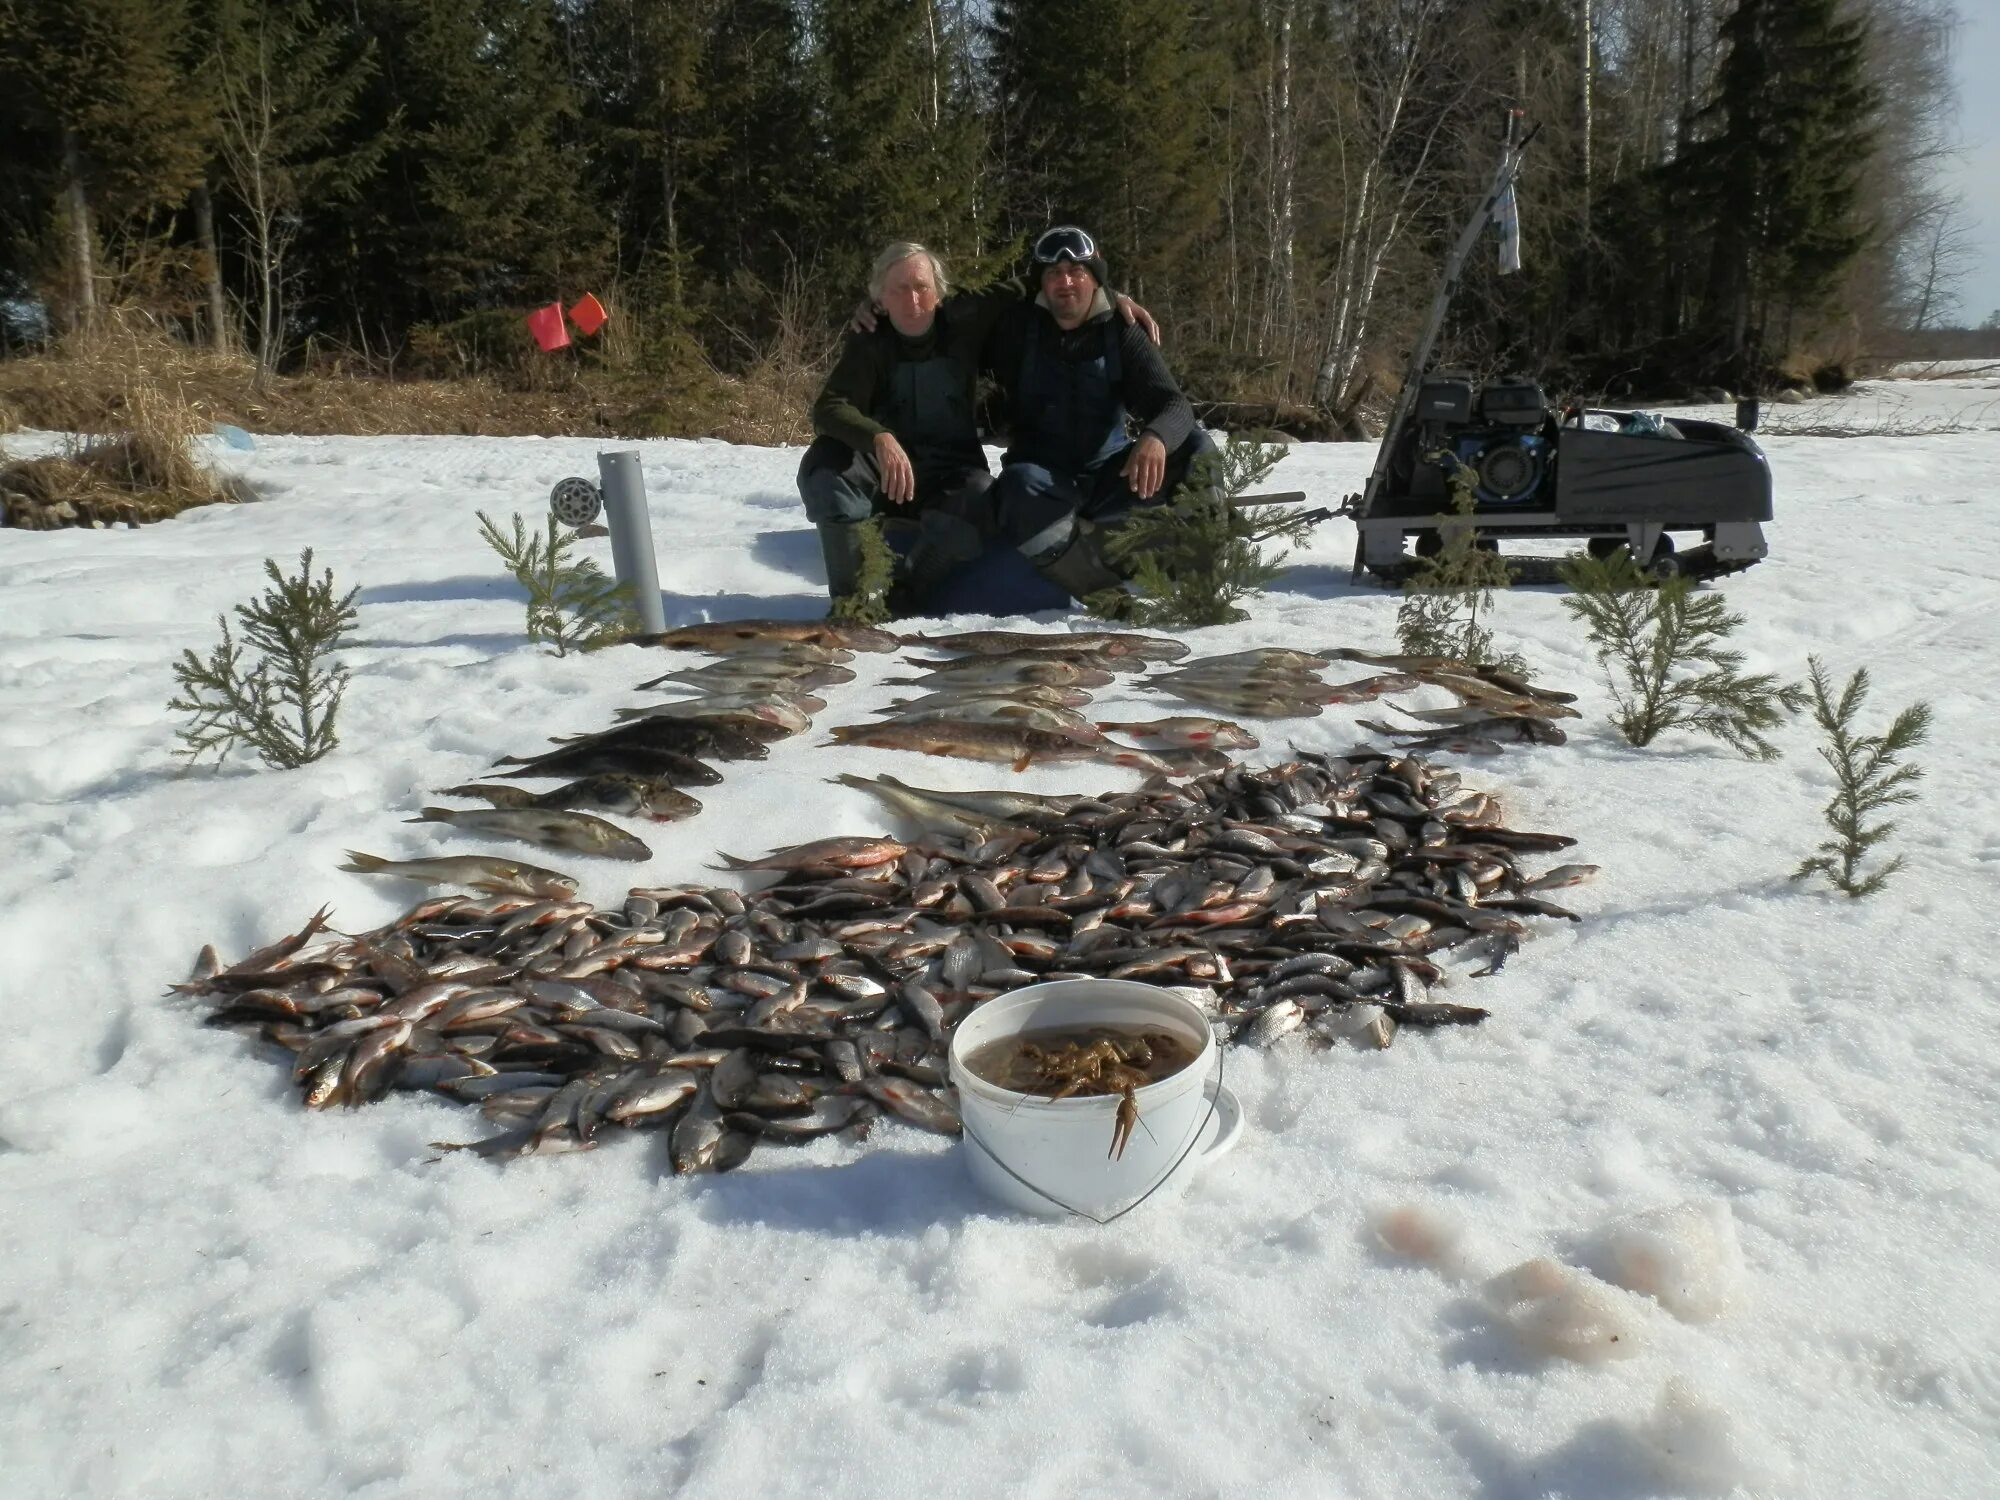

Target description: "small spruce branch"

left=478, top=510, right=640, bottom=655
left=1099, top=434, right=1302, bottom=628
left=1395, top=455, right=1522, bottom=672
left=827, top=516, right=897, bottom=625
left=1559, top=548, right=1805, bottom=758
left=1793, top=656, right=1931, bottom=897
left=168, top=549, right=358, bottom=770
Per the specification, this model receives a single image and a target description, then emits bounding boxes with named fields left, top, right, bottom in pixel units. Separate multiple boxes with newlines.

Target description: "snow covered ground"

left=3, top=377, right=1997, bottom=1499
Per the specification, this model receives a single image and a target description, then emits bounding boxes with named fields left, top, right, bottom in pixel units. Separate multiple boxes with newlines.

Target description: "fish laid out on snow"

left=635, top=619, right=897, bottom=653
left=827, top=719, right=1172, bottom=775
left=886, top=658, right=1116, bottom=690
left=614, top=693, right=824, bottom=727
left=875, top=700, right=1099, bottom=738
left=406, top=805, right=652, bottom=861
left=899, top=628, right=1188, bottom=662
left=712, top=836, right=911, bottom=872
left=884, top=685, right=1097, bottom=712
left=1176, top=648, right=1331, bottom=673
left=637, top=657, right=856, bottom=691
left=1094, top=716, right=1260, bottom=750
left=188, top=749, right=1587, bottom=1171
left=542, top=716, right=772, bottom=761
left=493, top=743, right=723, bottom=787
left=440, top=776, right=703, bottom=823
left=337, top=851, right=579, bottom=899
left=829, top=772, right=1092, bottom=827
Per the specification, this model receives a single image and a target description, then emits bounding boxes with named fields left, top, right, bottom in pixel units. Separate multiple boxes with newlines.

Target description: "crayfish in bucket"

left=965, top=1026, right=1198, bottom=1160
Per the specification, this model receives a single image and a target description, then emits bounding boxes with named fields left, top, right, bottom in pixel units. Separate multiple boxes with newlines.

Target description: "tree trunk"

left=192, top=183, right=231, bottom=353
left=1578, top=0, right=1593, bottom=224
left=62, top=127, right=97, bottom=334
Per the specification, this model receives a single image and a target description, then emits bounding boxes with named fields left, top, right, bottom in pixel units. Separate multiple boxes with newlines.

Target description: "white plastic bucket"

left=947, top=979, right=1245, bottom=1221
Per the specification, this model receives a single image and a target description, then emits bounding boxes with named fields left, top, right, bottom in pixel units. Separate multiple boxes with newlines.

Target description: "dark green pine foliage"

left=1680, top=0, right=1878, bottom=384
left=1793, top=657, right=1931, bottom=898
left=826, top=516, right=898, bottom=627
left=1396, top=458, right=1522, bottom=674
left=1097, top=435, right=1308, bottom=628
left=0, top=0, right=212, bottom=320
left=1558, top=549, right=1806, bottom=759
left=204, top=0, right=385, bottom=373
left=170, top=550, right=360, bottom=769
left=810, top=0, right=986, bottom=289
left=316, top=0, right=603, bottom=333
left=477, top=510, right=640, bottom=656
left=987, top=0, right=1225, bottom=299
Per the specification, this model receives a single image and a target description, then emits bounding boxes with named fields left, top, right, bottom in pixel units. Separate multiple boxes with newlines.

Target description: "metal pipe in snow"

left=596, top=450, right=667, bottom=635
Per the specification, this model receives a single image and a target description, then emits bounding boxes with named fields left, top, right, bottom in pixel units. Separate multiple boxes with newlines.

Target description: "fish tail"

left=712, top=852, right=756, bottom=870
left=338, top=850, right=387, bottom=872
left=405, top=807, right=454, bottom=824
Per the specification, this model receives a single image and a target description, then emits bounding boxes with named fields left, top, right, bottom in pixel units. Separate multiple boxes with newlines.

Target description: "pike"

left=635, top=619, right=898, bottom=653
left=713, top=837, right=911, bottom=872
left=406, top=805, right=653, bottom=861
left=636, top=659, right=855, bottom=690
left=886, top=659, right=1115, bottom=690
left=337, top=851, right=579, bottom=900
left=898, top=628, right=1189, bottom=661
left=494, top=743, right=722, bottom=786
left=613, top=696, right=820, bottom=730
left=542, top=717, right=771, bottom=761
left=439, top=776, right=703, bottom=822
left=1093, top=716, right=1260, bottom=750
left=826, top=719, right=1172, bottom=775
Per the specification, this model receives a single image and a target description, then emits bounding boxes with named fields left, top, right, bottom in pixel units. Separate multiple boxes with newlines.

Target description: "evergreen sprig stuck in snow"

left=169, top=549, right=359, bottom=770
left=1793, top=656, right=1931, bottom=898
left=477, top=510, right=639, bottom=656
left=1098, top=434, right=1308, bottom=628
left=1396, top=455, right=1522, bottom=672
left=1559, top=548, right=1806, bottom=758
left=827, top=516, right=897, bottom=626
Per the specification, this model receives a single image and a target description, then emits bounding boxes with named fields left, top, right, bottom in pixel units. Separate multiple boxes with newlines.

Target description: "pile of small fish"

left=360, top=620, right=900, bottom=868
left=181, top=748, right=1592, bottom=1173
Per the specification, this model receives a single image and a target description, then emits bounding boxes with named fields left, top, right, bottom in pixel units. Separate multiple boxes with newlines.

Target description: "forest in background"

left=0, top=0, right=1992, bottom=443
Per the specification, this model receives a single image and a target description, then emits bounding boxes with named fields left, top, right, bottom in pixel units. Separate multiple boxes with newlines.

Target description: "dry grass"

left=0, top=376, right=250, bottom=530
left=0, top=314, right=814, bottom=447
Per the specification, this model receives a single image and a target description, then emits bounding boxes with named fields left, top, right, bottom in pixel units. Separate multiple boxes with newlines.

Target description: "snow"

left=4, top=377, right=2000, bottom=1498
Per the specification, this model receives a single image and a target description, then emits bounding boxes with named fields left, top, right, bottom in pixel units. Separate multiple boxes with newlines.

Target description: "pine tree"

left=1097, top=434, right=1309, bottom=628
left=170, top=549, right=359, bottom=769
left=1793, top=656, right=1930, bottom=898
left=1559, top=548, right=1805, bottom=758
left=1396, top=457, right=1522, bottom=672
left=314, top=0, right=604, bottom=334
left=988, top=0, right=1225, bottom=299
left=477, top=510, right=639, bottom=656
left=809, top=0, right=986, bottom=288
left=826, top=516, right=898, bottom=626
left=206, top=0, right=384, bottom=378
left=1680, top=0, right=1878, bottom=384
left=4, top=0, right=213, bottom=328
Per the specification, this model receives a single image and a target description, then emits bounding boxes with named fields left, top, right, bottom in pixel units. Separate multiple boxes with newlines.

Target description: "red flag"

left=525, top=303, right=570, bottom=352
left=567, top=293, right=608, bottom=337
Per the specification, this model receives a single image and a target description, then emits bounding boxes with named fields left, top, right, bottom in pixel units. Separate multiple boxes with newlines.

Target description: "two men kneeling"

left=798, top=225, right=1214, bottom=617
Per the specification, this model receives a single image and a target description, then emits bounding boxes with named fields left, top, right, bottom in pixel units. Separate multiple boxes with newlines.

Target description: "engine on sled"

left=1352, top=370, right=1773, bottom=584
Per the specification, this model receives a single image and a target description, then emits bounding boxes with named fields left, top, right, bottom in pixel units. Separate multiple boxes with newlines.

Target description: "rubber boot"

left=889, top=511, right=983, bottom=618
left=1031, top=526, right=1128, bottom=605
left=816, top=520, right=865, bottom=604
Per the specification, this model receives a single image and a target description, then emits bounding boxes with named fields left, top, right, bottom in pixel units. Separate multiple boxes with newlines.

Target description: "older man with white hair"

left=797, top=240, right=992, bottom=610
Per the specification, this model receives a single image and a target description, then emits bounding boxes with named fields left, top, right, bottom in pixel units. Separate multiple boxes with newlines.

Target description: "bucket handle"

left=959, top=1047, right=1226, bottom=1226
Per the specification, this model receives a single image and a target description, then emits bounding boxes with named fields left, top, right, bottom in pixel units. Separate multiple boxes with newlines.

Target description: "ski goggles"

left=1032, top=226, right=1097, bottom=265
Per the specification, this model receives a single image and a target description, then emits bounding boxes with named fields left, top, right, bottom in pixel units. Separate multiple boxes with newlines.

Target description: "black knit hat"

left=1032, top=225, right=1109, bottom=290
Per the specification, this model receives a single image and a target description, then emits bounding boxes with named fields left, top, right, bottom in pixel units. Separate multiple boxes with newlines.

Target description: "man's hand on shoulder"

left=1114, top=294, right=1160, bottom=346
left=1122, top=432, right=1168, bottom=500
left=852, top=301, right=879, bottom=334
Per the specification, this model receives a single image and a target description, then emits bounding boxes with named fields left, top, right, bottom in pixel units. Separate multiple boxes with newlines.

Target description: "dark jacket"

left=982, top=292, right=1198, bottom=472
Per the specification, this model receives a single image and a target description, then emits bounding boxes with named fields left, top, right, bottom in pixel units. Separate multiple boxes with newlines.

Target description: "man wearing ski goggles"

left=980, top=224, right=1215, bottom=605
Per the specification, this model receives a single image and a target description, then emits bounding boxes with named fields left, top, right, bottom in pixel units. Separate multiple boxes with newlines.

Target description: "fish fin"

left=338, top=850, right=386, bottom=872
left=491, top=756, right=528, bottom=765
left=405, top=807, right=453, bottom=824
left=712, top=853, right=756, bottom=870
left=1012, top=753, right=1033, bottom=773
